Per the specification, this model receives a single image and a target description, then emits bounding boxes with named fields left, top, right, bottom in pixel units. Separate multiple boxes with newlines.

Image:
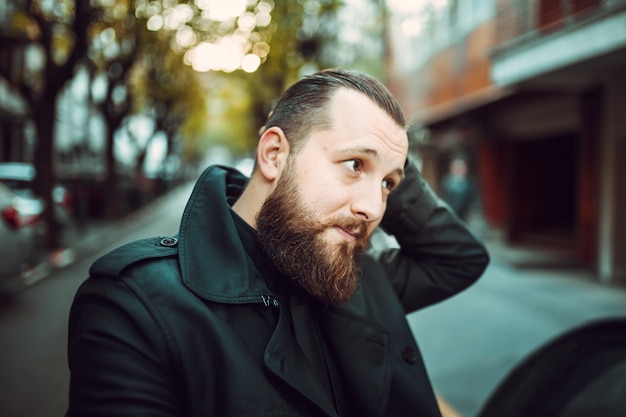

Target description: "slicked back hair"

left=264, top=68, right=406, bottom=155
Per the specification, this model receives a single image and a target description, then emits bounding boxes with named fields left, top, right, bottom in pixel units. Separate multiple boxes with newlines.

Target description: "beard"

left=255, top=167, right=369, bottom=306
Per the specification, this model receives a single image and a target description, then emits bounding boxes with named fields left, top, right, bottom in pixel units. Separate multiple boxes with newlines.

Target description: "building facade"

left=387, top=0, right=626, bottom=283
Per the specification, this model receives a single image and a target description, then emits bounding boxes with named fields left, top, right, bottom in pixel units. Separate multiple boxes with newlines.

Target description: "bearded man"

left=66, top=68, right=489, bottom=417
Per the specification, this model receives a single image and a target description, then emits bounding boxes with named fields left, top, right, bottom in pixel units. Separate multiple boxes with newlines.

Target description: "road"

left=2, top=180, right=626, bottom=417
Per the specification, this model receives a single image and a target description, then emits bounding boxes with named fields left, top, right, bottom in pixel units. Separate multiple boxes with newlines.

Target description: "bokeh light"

left=138, top=0, right=275, bottom=73
left=241, top=53, right=261, bottom=72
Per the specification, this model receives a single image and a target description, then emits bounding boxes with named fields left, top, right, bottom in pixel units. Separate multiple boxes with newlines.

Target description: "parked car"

left=476, top=318, right=626, bottom=417
left=425, top=317, right=626, bottom=417
left=0, top=162, right=74, bottom=228
left=0, top=181, right=45, bottom=283
left=0, top=162, right=78, bottom=288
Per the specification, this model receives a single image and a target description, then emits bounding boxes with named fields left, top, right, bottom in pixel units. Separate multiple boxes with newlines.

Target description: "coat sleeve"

left=66, top=275, right=184, bottom=417
left=372, top=158, right=490, bottom=313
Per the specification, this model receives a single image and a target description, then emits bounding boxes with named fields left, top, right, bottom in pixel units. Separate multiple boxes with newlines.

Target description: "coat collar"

left=177, top=165, right=271, bottom=303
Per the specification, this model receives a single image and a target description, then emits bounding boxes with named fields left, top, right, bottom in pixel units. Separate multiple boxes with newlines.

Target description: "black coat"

left=66, top=163, right=489, bottom=417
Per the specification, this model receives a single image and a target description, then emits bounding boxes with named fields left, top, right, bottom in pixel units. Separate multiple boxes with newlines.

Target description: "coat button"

left=401, top=346, right=417, bottom=364
left=160, top=237, right=178, bottom=247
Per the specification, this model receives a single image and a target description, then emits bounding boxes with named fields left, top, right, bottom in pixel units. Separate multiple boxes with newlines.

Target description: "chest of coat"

left=138, top=267, right=436, bottom=417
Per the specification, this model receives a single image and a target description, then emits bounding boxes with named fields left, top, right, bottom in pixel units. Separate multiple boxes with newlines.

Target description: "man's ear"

left=256, top=126, right=290, bottom=181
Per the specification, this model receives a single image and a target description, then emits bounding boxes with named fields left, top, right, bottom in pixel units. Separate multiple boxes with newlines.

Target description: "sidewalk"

left=484, top=233, right=580, bottom=269
left=481, top=230, right=626, bottom=294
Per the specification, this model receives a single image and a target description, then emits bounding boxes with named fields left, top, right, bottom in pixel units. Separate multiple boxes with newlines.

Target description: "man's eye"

left=382, top=179, right=396, bottom=191
left=344, top=159, right=362, bottom=173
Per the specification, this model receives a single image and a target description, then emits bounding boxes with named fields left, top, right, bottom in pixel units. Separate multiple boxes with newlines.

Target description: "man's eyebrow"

left=336, top=146, right=380, bottom=160
left=336, top=146, right=404, bottom=177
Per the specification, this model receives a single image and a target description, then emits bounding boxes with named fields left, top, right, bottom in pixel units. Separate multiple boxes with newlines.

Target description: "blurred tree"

left=131, top=0, right=286, bottom=158
left=1, top=0, right=376, bottom=246
left=328, top=0, right=389, bottom=79
left=82, top=1, right=210, bottom=217
left=240, top=0, right=392, bottom=151
left=86, top=0, right=139, bottom=217
left=0, top=0, right=101, bottom=249
left=209, top=0, right=344, bottom=154
left=242, top=0, right=343, bottom=148
left=129, top=28, right=208, bottom=180
left=193, top=0, right=386, bottom=155
left=100, top=0, right=349, bottom=177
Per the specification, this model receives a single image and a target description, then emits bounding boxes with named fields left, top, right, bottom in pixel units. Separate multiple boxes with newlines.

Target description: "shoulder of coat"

left=89, top=235, right=179, bottom=279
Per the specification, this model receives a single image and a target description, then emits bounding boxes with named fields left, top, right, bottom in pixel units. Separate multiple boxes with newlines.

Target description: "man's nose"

left=351, top=181, right=385, bottom=222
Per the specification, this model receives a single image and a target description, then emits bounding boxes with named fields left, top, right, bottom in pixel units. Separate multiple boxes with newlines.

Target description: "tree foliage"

left=1, top=0, right=100, bottom=247
left=0, top=0, right=388, bottom=246
left=204, top=0, right=346, bottom=155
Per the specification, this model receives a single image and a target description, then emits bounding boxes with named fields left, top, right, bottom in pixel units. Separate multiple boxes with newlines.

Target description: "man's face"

left=256, top=88, right=408, bottom=305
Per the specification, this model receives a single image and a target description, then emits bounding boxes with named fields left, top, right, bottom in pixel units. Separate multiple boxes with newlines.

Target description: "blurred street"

left=1, top=182, right=626, bottom=417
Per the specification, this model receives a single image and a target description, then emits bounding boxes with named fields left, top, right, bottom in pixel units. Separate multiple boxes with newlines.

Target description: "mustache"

left=326, top=216, right=368, bottom=239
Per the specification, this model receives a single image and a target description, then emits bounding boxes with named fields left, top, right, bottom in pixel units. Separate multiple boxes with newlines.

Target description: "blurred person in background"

left=66, top=68, right=489, bottom=417
left=440, top=157, right=478, bottom=222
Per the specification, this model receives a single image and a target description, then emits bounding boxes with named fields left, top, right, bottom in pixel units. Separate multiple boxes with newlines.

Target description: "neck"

left=232, top=172, right=270, bottom=230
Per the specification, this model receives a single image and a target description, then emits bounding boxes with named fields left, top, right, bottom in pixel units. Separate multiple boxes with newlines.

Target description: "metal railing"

left=494, top=0, right=626, bottom=50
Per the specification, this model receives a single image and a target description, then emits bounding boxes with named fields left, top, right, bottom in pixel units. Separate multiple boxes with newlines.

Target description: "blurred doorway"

left=507, top=133, right=578, bottom=248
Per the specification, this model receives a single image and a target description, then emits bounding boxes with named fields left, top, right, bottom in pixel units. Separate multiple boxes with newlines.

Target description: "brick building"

left=386, top=0, right=626, bottom=283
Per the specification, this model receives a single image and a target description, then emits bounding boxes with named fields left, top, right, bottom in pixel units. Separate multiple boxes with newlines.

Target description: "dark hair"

left=264, top=68, right=406, bottom=154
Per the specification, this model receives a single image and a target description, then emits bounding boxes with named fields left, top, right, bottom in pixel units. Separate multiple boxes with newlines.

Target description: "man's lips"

left=334, top=226, right=356, bottom=241
left=333, top=224, right=366, bottom=242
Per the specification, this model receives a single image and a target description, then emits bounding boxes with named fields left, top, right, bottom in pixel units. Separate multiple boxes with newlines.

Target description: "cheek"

left=304, top=181, right=351, bottom=217
left=294, top=159, right=352, bottom=216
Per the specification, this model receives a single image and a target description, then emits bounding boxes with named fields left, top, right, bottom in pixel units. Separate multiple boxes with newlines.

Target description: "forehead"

left=321, top=88, right=408, bottom=158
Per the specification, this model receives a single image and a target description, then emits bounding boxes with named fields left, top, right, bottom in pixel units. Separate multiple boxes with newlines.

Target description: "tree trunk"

left=103, top=123, right=121, bottom=219
left=32, top=94, right=59, bottom=250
